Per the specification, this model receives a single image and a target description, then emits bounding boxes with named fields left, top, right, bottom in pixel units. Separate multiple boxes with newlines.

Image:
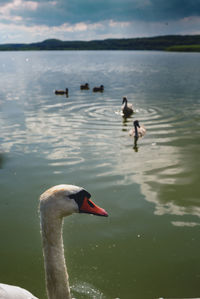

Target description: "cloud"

left=51, top=0, right=200, bottom=24
left=2, top=0, right=200, bottom=27
left=0, top=19, right=135, bottom=43
left=1, top=14, right=200, bottom=44
left=0, top=0, right=57, bottom=26
left=1, top=0, right=200, bottom=43
left=171, top=221, right=200, bottom=227
left=0, top=0, right=38, bottom=25
left=109, top=20, right=130, bottom=28
left=0, top=0, right=38, bottom=15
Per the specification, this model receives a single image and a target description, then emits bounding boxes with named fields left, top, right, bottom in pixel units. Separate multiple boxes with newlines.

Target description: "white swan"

left=129, top=120, right=146, bottom=138
left=1, top=184, right=108, bottom=299
left=121, top=97, right=134, bottom=117
left=0, top=283, right=38, bottom=298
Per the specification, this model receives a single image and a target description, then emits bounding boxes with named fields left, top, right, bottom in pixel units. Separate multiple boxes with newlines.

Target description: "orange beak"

left=79, top=197, right=108, bottom=217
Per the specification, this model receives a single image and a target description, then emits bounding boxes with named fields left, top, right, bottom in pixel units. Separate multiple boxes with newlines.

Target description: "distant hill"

left=0, top=35, right=200, bottom=51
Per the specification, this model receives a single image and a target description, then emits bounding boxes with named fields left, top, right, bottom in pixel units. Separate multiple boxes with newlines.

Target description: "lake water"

left=0, top=50, right=200, bottom=299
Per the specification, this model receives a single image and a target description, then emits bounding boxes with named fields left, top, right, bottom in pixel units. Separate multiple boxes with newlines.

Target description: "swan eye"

left=69, top=189, right=91, bottom=209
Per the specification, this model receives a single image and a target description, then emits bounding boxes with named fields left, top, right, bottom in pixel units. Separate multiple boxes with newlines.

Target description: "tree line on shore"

left=0, top=35, right=200, bottom=52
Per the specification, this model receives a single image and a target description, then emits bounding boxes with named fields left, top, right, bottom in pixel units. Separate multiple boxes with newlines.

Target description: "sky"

left=0, top=0, right=200, bottom=44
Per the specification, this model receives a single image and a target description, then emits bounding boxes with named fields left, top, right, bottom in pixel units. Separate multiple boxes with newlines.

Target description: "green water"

left=0, top=51, right=200, bottom=299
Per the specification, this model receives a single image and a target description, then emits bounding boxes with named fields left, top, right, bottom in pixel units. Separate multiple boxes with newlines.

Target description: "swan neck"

left=134, top=124, right=138, bottom=137
left=40, top=212, right=71, bottom=299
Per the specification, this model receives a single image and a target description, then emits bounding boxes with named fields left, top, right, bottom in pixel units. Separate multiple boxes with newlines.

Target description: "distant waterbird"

left=55, top=88, right=68, bottom=97
left=93, top=85, right=104, bottom=92
left=129, top=120, right=146, bottom=138
left=121, top=97, right=134, bottom=117
left=80, top=83, right=90, bottom=90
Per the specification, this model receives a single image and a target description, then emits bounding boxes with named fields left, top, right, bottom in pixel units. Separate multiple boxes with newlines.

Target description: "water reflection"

left=71, top=281, right=105, bottom=299
left=1, top=51, right=200, bottom=298
left=118, top=96, right=200, bottom=225
left=133, top=136, right=139, bottom=152
left=131, top=107, right=200, bottom=225
left=1, top=51, right=200, bottom=226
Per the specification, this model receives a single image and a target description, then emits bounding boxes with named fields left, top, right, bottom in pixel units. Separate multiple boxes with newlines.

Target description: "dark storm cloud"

left=2, top=0, right=200, bottom=27
left=30, top=0, right=200, bottom=26
left=143, top=0, right=200, bottom=21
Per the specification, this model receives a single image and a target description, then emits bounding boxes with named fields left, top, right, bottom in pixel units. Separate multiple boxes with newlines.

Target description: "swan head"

left=122, top=97, right=127, bottom=104
left=39, top=184, right=108, bottom=218
left=134, top=120, right=140, bottom=128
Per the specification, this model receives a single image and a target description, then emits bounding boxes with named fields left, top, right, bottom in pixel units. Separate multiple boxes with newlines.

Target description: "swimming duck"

left=129, top=120, right=146, bottom=138
left=121, top=97, right=134, bottom=117
left=55, top=88, right=68, bottom=96
left=93, top=85, right=104, bottom=92
left=80, top=83, right=90, bottom=90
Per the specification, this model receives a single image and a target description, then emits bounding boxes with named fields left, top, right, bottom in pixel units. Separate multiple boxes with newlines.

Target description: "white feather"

left=0, top=283, right=38, bottom=299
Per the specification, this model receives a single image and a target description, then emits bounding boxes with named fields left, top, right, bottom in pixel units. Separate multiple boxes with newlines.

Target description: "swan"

left=0, top=184, right=108, bottom=299
left=129, top=120, right=146, bottom=138
left=121, top=97, right=134, bottom=117
left=55, top=88, right=68, bottom=96
left=80, top=83, right=89, bottom=90
left=93, top=85, right=104, bottom=92
left=0, top=283, right=38, bottom=298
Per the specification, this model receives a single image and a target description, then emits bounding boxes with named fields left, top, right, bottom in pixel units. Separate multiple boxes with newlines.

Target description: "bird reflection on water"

left=133, top=136, right=139, bottom=152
